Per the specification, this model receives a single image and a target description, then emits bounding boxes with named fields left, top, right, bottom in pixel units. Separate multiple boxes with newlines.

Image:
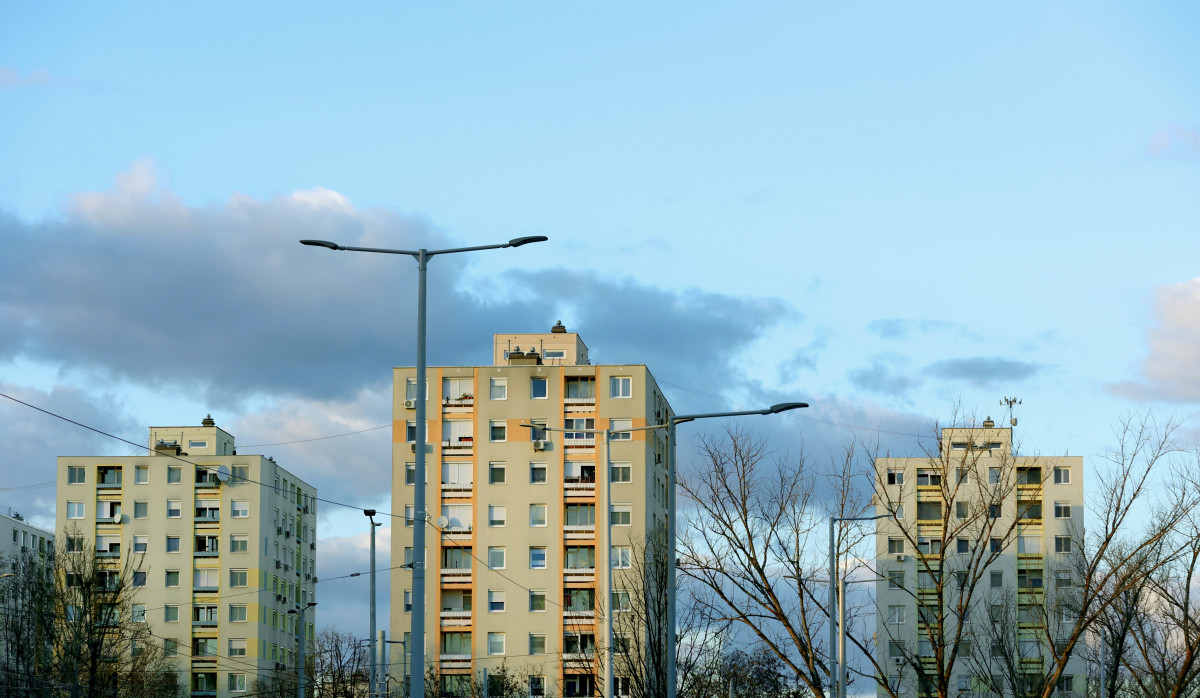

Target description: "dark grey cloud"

left=849, top=361, right=923, bottom=396
left=0, top=381, right=141, bottom=526
left=867, top=318, right=958, bottom=340
left=0, top=166, right=793, bottom=411
left=923, top=357, right=1042, bottom=387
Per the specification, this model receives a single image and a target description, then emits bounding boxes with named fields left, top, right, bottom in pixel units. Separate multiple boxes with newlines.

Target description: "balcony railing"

left=439, top=653, right=471, bottom=661
left=195, top=513, right=220, bottom=523
left=192, top=619, right=218, bottom=628
left=563, top=437, right=596, bottom=447
left=564, top=397, right=596, bottom=406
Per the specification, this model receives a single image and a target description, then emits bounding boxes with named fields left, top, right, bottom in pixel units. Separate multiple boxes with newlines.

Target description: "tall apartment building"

left=56, top=417, right=318, bottom=698
left=874, top=420, right=1085, bottom=697
left=391, top=325, right=674, bottom=697
left=2, top=509, right=55, bottom=565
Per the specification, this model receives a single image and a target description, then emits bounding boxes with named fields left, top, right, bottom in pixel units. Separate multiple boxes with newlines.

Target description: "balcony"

left=564, top=482, right=596, bottom=497
left=443, top=396, right=474, bottom=408
left=563, top=567, right=596, bottom=584
left=441, top=482, right=473, bottom=497
left=563, top=609, right=595, bottom=621
left=194, top=513, right=220, bottom=524
left=563, top=525, right=595, bottom=541
left=192, top=619, right=218, bottom=628
left=97, top=467, right=123, bottom=489
left=441, top=438, right=474, bottom=455
left=563, top=436, right=596, bottom=448
left=441, top=568, right=472, bottom=586
left=440, top=610, right=471, bottom=627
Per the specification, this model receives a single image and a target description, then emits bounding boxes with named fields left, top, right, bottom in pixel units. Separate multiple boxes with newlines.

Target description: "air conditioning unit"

left=284, top=564, right=291, bottom=572
left=896, top=554, right=908, bottom=562
left=404, top=399, right=416, bottom=409
left=310, top=542, right=315, bottom=550
left=276, top=526, right=283, bottom=534
left=892, top=657, right=904, bottom=665
left=303, top=505, right=309, bottom=513
left=275, top=560, right=282, bottom=569
left=285, top=531, right=291, bottom=538
left=312, top=576, right=318, bottom=583
left=532, top=439, right=547, bottom=451
left=276, top=593, right=284, bottom=601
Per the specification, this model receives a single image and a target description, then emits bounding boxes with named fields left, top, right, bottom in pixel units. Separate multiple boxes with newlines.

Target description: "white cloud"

left=1112, top=277, right=1200, bottom=403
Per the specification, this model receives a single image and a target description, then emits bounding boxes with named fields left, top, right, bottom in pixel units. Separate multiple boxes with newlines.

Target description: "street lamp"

left=288, top=601, right=317, bottom=698
left=364, top=509, right=382, bottom=698
left=664, top=402, right=808, bottom=698
left=828, top=513, right=886, bottom=698
left=301, top=234, right=548, bottom=698
left=383, top=639, right=408, bottom=698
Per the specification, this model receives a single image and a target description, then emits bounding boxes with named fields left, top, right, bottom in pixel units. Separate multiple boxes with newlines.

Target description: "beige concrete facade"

left=873, top=421, right=1085, bottom=696
left=56, top=419, right=317, bottom=698
left=2, top=510, right=54, bottom=564
left=391, top=328, right=673, bottom=697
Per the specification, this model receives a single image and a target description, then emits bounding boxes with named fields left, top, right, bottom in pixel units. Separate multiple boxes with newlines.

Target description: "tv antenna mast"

left=1000, top=396, right=1022, bottom=427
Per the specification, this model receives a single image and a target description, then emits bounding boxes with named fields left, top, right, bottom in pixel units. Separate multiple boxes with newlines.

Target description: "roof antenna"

left=1000, top=396, right=1022, bottom=427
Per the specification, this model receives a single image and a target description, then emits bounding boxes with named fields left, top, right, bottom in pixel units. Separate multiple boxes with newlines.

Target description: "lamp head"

left=767, top=402, right=809, bottom=414
left=363, top=509, right=376, bottom=517
left=300, top=239, right=341, bottom=250
left=507, top=235, right=549, bottom=248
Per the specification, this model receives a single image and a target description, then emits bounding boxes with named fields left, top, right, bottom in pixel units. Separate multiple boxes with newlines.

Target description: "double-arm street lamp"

left=301, top=234, right=548, bottom=698
left=664, top=402, right=807, bottom=698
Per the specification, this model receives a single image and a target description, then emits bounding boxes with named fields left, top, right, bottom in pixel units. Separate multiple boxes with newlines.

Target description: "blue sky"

left=3, top=2, right=1200, bottom=641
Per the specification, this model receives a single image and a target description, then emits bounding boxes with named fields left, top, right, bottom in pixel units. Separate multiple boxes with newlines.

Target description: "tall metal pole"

left=838, top=577, right=846, bottom=698
left=297, top=606, right=306, bottom=698
left=828, top=517, right=837, bottom=698
left=666, top=419, right=677, bottom=698
left=380, top=630, right=387, bottom=698
left=412, top=249, right=428, bottom=698
left=368, top=511, right=379, bottom=698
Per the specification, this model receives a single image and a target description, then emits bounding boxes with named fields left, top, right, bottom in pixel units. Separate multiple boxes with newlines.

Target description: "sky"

left=3, top=2, right=1200, bottom=646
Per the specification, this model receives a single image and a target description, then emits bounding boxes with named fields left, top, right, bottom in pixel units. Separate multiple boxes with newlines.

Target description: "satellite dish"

left=215, top=465, right=231, bottom=483
left=112, top=514, right=123, bottom=524
left=436, top=516, right=449, bottom=529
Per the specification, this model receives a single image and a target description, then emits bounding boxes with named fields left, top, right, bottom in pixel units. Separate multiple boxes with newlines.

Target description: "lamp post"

left=664, top=402, right=808, bottom=698
left=301, top=234, right=548, bottom=698
left=364, top=509, right=381, bottom=698
left=288, top=601, right=317, bottom=698
left=384, top=639, right=408, bottom=698
left=828, top=514, right=885, bottom=698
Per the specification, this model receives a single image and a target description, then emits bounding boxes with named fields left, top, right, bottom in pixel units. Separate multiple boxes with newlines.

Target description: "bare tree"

left=678, top=425, right=875, bottom=697
left=309, top=628, right=368, bottom=698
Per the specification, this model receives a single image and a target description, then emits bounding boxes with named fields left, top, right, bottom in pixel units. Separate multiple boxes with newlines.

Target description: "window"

left=1054, top=466, right=1070, bottom=484
left=916, top=537, right=941, bottom=555
left=989, top=467, right=1001, bottom=484
left=405, top=421, right=416, bottom=442
left=405, top=378, right=428, bottom=401
left=887, top=605, right=905, bottom=625
left=530, top=591, right=546, bottom=612
left=530, top=504, right=547, bottom=527
left=230, top=569, right=248, bottom=587
left=916, top=469, right=941, bottom=487
left=488, top=547, right=506, bottom=569
left=488, top=462, right=505, bottom=484
left=167, top=466, right=181, bottom=484
left=888, top=538, right=904, bottom=554
left=489, top=420, right=506, bottom=442
left=231, top=500, right=249, bottom=518
left=164, top=605, right=178, bottom=622
left=229, top=674, right=247, bottom=693
left=166, top=500, right=181, bottom=518
left=531, top=378, right=548, bottom=399
left=404, top=462, right=416, bottom=486
left=68, top=466, right=85, bottom=484
left=489, top=377, right=507, bottom=400
left=488, top=632, right=505, bottom=655
left=610, top=504, right=632, bottom=526
left=612, top=590, right=631, bottom=612
left=889, top=640, right=904, bottom=658
left=956, top=501, right=968, bottom=519
left=96, top=500, right=121, bottom=519
left=133, top=535, right=148, bottom=553
left=189, top=440, right=208, bottom=449
left=1055, top=501, right=1072, bottom=519
left=894, top=504, right=904, bottom=519
left=611, top=461, right=632, bottom=483
left=489, top=590, right=506, bottom=612
left=611, top=546, right=632, bottom=569
left=610, top=376, right=632, bottom=398
left=1055, top=571, right=1073, bottom=588
left=530, top=547, right=547, bottom=569
left=489, top=505, right=506, bottom=527
left=610, top=418, right=632, bottom=440
left=133, top=571, right=146, bottom=587
left=1018, top=569, right=1044, bottom=589
left=886, top=469, right=903, bottom=485
left=133, top=501, right=148, bottom=519
left=131, top=603, right=145, bottom=622
left=888, top=571, right=904, bottom=589
left=989, top=504, right=1001, bottom=519
left=230, top=534, right=248, bottom=553
left=1056, top=676, right=1075, bottom=692
left=990, top=537, right=1002, bottom=552
left=166, top=536, right=180, bottom=553
left=957, top=467, right=970, bottom=484
left=957, top=538, right=970, bottom=554
left=194, top=568, right=219, bottom=588
left=529, top=634, right=546, bottom=655
left=530, top=676, right=547, bottom=697
left=164, top=639, right=178, bottom=657
left=66, top=501, right=84, bottom=519
left=916, top=501, right=942, bottom=520
left=1020, top=639, right=1040, bottom=658
left=404, top=505, right=414, bottom=527
left=403, top=590, right=412, bottom=613
left=165, top=570, right=179, bottom=587
left=991, top=570, right=1004, bottom=588
left=230, top=605, right=247, bottom=622
left=1018, top=536, right=1041, bottom=554
left=530, top=463, right=547, bottom=484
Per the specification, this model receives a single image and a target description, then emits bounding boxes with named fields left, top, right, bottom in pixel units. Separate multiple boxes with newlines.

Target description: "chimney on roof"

left=202, top=414, right=215, bottom=427
left=551, top=320, right=567, bottom=334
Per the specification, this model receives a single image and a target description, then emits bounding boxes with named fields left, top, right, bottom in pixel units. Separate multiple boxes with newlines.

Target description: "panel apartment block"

left=56, top=417, right=317, bottom=698
left=391, top=326, right=674, bottom=698
left=874, top=420, right=1085, bottom=696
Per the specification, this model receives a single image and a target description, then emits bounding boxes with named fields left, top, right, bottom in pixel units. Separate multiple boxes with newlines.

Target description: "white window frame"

left=610, top=418, right=633, bottom=440
left=529, top=504, right=547, bottom=527
left=531, top=377, right=548, bottom=399
left=67, top=466, right=86, bottom=484
left=488, top=590, right=506, bottom=613
left=530, top=546, right=547, bottom=569
left=134, top=465, right=149, bottom=484
left=610, top=504, right=632, bottom=526
left=230, top=605, right=248, bottom=622
left=490, top=420, right=507, bottom=442
left=609, top=376, right=632, bottom=398
left=489, top=505, right=507, bottom=527
left=1055, top=501, right=1072, bottom=519
left=166, top=500, right=181, bottom=518
left=1054, top=466, right=1070, bottom=484
left=487, top=632, right=505, bottom=656
left=488, top=462, right=506, bottom=484
left=488, top=546, right=506, bottom=569
left=611, top=546, right=632, bottom=569
left=611, top=461, right=632, bottom=483
left=489, top=377, right=507, bottom=400
left=231, top=500, right=249, bottom=518
left=66, top=501, right=85, bottom=519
